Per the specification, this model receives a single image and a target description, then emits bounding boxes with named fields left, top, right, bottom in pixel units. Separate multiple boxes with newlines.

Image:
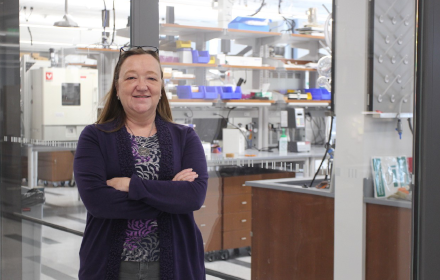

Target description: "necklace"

left=126, top=122, right=155, bottom=158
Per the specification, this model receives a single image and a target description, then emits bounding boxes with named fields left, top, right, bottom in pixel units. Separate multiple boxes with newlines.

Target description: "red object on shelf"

left=407, top=157, right=413, bottom=174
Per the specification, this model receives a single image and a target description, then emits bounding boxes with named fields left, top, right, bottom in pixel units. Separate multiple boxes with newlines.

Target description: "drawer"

left=223, top=229, right=251, bottom=249
left=261, top=172, right=295, bottom=180
left=194, top=195, right=221, bottom=215
left=223, top=175, right=262, bottom=195
left=223, top=212, right=251, bottom=231
left=223, top=194, right=252, bottom=214
left=207, top=177, right=222, bottom=196
left=194, top=214, right=222, bottom=238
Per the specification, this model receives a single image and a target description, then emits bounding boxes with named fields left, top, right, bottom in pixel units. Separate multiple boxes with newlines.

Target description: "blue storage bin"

left=307, top=88, right=322, bottom=100
left=320, top=88, right=331, bottom=100
left=228, top=17, right=272, bottom=32
left=191, top=50, right=210, bottom=64
left=232, top=86, right=242, bottom=99
left=199, top=86, right=220, bottom=99
left=176, top=85, right=203, bottom=99
left=220, top=86, right=234, bottom=99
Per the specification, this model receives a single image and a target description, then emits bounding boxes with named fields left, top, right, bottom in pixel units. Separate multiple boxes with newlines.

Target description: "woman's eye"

left=148, top=77, right=157, bottom=81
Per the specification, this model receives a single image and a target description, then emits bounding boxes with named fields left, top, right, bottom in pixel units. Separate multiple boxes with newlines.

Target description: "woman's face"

left=116, top=54, right=162, bottom=119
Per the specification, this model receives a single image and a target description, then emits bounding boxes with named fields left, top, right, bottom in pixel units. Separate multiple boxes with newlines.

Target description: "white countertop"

left=207, top=146, right=326, bottom=164
left=244, top=176, right=334, bottom=198
left=364, top=197, right=412, bottom=209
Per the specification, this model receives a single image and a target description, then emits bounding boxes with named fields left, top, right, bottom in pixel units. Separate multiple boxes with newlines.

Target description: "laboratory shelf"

left=224, top=99, right=274, bottom=107
left=291, top=33, right=325, bottom=40
left=160, top=23, right=282, bottom=40
left=155, top=23, right=325, bottom=43
left=218, top=64, right=276, bottom=70
left=259, top=33, right=325, bottom=47
left=222, top=99, right=275, bottom=103
left=160, top=23, right=223, bottom=37
left=162, top=62, right=277, bottom=71
left=220, top=28, right=282, bottom=40
left=169, top=99, right=214, bottom=107
left=66, top=63, right=97, bottom=68
left=285, top=100, right=330, bottom=107
left=169, top=77, right=196, bottom=80
left=76, top=47, right=119, bottom=53
left=161, top=62, right=217, bottom=68
left=362, top=112, right=414, bottom=118
left=168, top=98, right=330, bottom=108
left=278, top=66, right=317, bottom=72
left=263, top=58, right=317, bottom=72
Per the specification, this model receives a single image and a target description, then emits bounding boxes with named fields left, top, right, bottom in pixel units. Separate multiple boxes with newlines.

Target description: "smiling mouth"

left=134, top=96, right=151, bottom=98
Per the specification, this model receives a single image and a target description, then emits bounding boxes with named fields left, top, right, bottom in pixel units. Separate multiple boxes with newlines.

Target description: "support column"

left=333, top=0, right=369, bottom=279
left=413, top=0, right=440, bottom=278
left=130, top=0, right=159, bottom=47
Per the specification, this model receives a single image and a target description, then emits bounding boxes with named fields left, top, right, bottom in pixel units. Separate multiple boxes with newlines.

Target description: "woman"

left=74, top=46, right=208, bottom=280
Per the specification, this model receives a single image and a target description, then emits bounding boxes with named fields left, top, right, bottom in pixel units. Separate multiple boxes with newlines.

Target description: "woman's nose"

left=137, top=78, right=149, bottom=91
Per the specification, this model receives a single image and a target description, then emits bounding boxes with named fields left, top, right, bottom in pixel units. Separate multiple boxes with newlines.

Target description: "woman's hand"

left=107, top=177, right=131, bottom=192
left=172, top=168, right=198, bottom=182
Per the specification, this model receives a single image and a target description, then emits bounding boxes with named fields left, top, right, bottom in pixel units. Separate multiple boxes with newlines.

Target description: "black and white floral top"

left=121, top=133, right=161, bottom=262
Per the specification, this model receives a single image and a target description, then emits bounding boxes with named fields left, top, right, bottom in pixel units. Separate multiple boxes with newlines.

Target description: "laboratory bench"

left=245, top=177, right=334, bottom=280
left=207, top=146, right=327, bottom=177
left=244, top=176, right=411, bottom=280
left=363, top=179, right=411, bottom=280
left=195, top=166, right=297, bottom=260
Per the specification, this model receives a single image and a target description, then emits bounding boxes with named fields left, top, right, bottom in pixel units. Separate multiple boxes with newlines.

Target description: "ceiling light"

left=54, top=0, right=79, bottom=27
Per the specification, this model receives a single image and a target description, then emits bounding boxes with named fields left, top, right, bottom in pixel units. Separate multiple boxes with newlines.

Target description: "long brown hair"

left=97, top=48, right=173, bottom=131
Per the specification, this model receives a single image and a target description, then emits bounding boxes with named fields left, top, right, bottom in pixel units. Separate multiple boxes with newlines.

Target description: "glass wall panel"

left=0, top=0, right=423, bottom=279
left=18, top=1, right=128, bottom=279
left=1, top=0, right=22, bottom=278
left=158, top=1, right=334, bottom=279
left=333, top=0, right=415, bottom=279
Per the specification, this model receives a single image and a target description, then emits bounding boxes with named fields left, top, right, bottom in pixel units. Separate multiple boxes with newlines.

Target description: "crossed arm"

left=74, top=125, right=208, bottom=218
left=106, top=168, right=198, bottom=192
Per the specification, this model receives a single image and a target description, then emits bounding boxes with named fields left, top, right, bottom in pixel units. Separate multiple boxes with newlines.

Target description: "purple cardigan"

left=74, top=115, right=208, bottom=280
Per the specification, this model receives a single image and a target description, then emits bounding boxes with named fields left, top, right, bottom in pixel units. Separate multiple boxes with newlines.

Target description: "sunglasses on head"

left=119, top=46, right=159, bottom=56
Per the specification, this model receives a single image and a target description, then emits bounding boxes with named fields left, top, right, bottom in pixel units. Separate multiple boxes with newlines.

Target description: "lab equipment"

left=222, top=128, right=246, bottom=155
left=31, top=68, right=99, bottom=141
left=228, top=17, right=272, bottom=32
left=286, top=108, right=311, bottom=152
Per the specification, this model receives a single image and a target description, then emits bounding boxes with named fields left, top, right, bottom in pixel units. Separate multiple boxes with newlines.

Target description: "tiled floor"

left=20, top=186, right=251, bottom=280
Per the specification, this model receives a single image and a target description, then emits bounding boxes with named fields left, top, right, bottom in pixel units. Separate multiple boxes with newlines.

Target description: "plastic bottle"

left=279, top=128, right=288, bottom=156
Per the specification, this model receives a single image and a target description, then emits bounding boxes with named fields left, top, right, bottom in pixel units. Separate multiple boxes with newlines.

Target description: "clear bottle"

left=279, top=128, right=288, bottom=155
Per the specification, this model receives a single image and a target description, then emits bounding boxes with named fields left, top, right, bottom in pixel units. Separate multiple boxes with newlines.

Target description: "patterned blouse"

left=121, top=133, right=161, bottom=262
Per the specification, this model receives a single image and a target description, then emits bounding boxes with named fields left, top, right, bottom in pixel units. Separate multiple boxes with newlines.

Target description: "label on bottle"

left=279, top=138, right=288, bottom=155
